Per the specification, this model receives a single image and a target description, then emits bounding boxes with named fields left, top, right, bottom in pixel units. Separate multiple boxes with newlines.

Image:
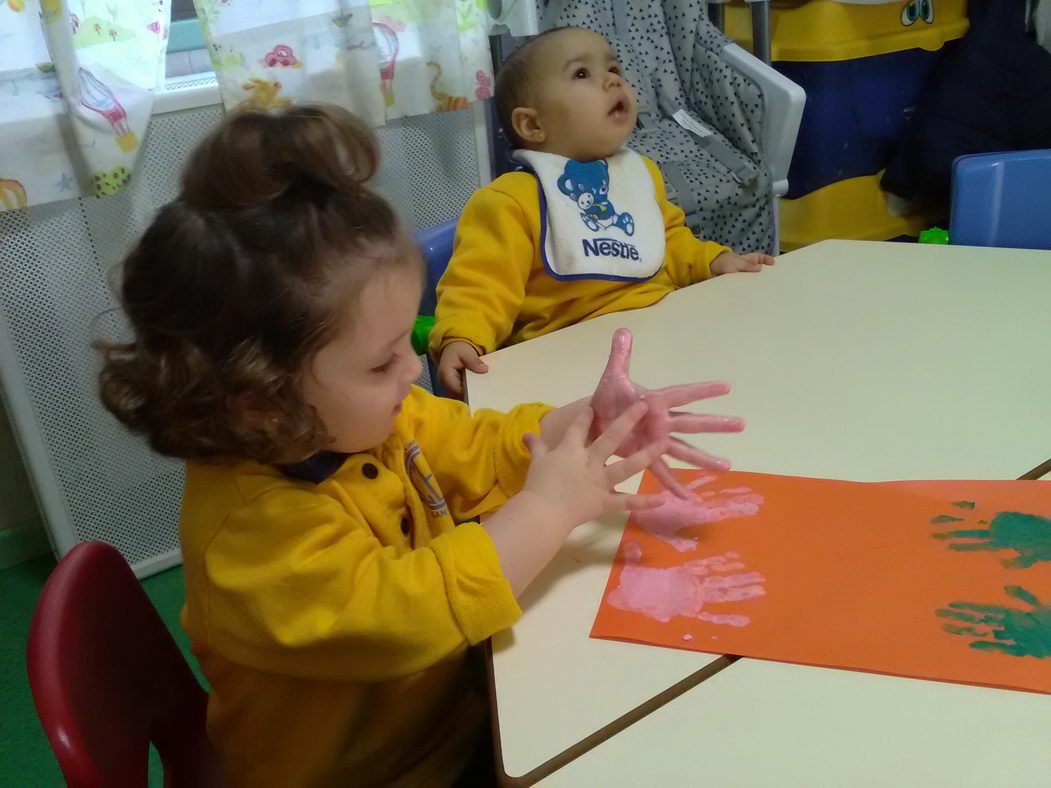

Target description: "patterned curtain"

left=192, top=0, right=493, bottom=126
left=0, top=0, right=170, bottom=210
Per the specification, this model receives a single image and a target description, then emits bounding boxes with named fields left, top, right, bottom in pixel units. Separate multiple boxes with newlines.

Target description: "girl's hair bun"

left=181, top=103, right=379, bottom=208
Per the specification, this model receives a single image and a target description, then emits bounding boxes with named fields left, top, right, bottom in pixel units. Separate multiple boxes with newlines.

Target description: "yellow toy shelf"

left=726, top=0, right=969, bottom=62
left=779, top=173, right=932, bottom=251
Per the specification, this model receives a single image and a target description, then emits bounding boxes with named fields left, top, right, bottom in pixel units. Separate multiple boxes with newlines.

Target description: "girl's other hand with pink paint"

left=483, top=402, right=665, bottom=595
left=521, top=402, right=666, bottom=530
left=590, top=328, right=743, bottom=499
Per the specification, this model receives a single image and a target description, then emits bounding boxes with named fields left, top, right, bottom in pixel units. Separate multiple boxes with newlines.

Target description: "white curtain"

left=0, top=0, right=170, bottom=210
left=192, top=0, right=494, bottom=126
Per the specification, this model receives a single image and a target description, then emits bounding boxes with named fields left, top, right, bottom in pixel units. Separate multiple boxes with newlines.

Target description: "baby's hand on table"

left=711, top=250, right=775, bottom=275
left=590, top=328, right=743, bottom=499
left=438, top=341, right=488, bottom=399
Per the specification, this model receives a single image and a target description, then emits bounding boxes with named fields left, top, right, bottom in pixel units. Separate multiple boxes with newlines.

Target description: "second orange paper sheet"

left=591, top=471, right=1051, bottom=694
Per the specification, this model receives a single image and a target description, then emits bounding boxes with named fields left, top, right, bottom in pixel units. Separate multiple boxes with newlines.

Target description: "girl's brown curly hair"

left=98, top=104, right=419, bottom=465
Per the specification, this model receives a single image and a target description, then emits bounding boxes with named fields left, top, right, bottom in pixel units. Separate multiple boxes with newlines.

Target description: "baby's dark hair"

left=495, top=27, right=571, bottom=148
left=98, top=104, right=418, bottom=465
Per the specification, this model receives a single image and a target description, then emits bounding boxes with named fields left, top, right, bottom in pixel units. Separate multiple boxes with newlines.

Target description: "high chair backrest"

left=412, top=218, right=458, bottom=396
left=415, top=218, right=458, bottom=316
left=26, top=541, right=224, bottom=788
left=950, top=150, right=1051, bottom=250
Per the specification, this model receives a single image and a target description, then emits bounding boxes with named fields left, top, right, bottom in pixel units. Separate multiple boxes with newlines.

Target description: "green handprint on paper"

left=931, top=511, right=1051, bottom=568
left=936, top=586, right=1051, bottom=659
left=929, top=500, right=976, bottom=525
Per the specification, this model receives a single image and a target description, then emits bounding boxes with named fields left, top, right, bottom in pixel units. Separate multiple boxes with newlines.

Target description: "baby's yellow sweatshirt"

left=430, top=156, right=729, bottom=357
left=179, top=386, right=551, bottom=787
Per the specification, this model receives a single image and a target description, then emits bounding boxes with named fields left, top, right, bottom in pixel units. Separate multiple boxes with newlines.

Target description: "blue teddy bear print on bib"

left=558, top=159, right=636, bottom=236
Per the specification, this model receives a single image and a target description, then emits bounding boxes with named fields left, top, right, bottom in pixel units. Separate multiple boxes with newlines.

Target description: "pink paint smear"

left=608, top=542, right=766, bottom=625
left=634, top=475, right=764, bottom=551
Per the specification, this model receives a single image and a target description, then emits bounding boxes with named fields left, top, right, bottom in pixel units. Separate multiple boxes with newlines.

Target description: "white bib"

left=512, top=148, right=665, bottom=281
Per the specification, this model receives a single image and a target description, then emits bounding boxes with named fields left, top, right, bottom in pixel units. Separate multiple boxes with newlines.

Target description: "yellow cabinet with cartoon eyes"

left=726, top=0, right=968, bottom=62
left=725, top=0, right=969, bottom=249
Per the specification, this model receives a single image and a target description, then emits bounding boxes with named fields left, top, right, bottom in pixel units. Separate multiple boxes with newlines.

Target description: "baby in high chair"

left=430, top=26, right=774, bottom=397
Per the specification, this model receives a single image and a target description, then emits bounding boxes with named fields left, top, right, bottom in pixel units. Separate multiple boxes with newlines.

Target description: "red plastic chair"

left=26, top=541, right=224, bottom=787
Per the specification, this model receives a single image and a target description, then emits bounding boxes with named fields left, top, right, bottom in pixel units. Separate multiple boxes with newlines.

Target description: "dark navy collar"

left=277, top=451, right=350, bottom=484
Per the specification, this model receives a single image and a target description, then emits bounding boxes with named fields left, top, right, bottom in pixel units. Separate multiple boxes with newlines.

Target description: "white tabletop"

left=539, top=659, right=1051, bottom=787
left=465, top=240, right=1051, bottom=782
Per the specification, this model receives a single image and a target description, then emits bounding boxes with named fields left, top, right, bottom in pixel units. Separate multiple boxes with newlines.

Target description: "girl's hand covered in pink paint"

left=590, top=328, right=743, bottom=498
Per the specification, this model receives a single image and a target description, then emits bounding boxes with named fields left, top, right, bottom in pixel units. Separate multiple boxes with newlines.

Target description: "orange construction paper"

left=591, top=470, right=1051, bottom=694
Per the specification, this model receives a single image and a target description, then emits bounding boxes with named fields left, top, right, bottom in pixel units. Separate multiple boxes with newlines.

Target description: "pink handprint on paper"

left=590, top=328, right=743, bottom=498
left=77, top=68, right=137, bottom=153
left=635, top=475, right=764, bottom=551
left=608, top=542, right=766, bottom=625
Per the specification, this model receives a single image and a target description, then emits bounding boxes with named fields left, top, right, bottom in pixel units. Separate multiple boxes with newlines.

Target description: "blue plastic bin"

left=950, top=150, right=1051, bottom=250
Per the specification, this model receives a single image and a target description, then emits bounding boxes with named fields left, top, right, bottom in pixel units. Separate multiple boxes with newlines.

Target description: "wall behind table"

left=0, top=401, right=47, bottom=568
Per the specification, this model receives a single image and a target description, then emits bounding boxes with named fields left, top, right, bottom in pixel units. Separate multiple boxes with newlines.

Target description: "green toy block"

left=411, top=315, right=435, bottom=356
left=919, top=226, right=949, bottom=244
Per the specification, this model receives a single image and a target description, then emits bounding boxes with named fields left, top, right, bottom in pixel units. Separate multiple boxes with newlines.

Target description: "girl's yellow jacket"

left=430, top=156, right=729, bottom=357
left=179, top=386, right=551, bottom=786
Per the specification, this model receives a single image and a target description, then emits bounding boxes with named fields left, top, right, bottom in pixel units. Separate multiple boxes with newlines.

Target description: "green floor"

left=1, top=554, right=196, bottom=786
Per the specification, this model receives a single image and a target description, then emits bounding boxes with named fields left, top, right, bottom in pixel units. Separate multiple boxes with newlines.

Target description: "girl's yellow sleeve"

left=643, top=157, right=731, bottom=288
left=429, top=177, right=537, bottom=357
left=201, top=486, right=520, bottom=683
left=404, top=387, right=553, bottom=522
